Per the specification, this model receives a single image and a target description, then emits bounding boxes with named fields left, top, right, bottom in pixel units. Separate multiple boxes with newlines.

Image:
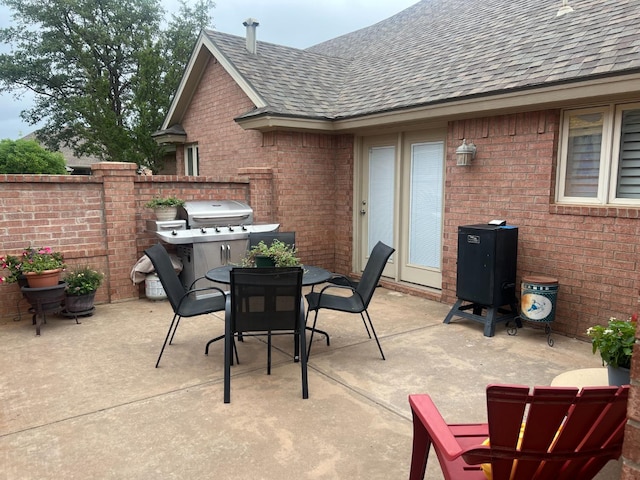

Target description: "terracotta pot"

left=24, top=269, right=62, bottom=288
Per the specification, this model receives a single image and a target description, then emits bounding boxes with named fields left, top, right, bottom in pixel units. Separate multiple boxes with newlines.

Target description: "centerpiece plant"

left=241, top=240, right=300, bottom=267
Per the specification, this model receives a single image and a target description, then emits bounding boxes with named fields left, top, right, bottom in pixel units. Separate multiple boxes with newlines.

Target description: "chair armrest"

left=176, top=285, right=226, bottom=309
left=318, top=283, right=356, bottom=295
left=409, top=394, right=475, bottom=462
left=328, top=274, right=359, bottom=288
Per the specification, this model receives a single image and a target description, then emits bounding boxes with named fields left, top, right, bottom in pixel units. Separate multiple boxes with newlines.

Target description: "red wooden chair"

left=408, top=384, right=629, bottom=480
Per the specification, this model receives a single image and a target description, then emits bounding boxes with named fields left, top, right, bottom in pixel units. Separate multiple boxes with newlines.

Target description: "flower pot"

left=21, top=281, right=67, bottom=312
left=255, top=255, right=275, bottom=267
left=64, top=291, right=96, bottom=313
left=24, top=269, right=62, bottom=288
left=154, top=206, right=178, bottom=221
left=607, top=365, right=631, bottom=386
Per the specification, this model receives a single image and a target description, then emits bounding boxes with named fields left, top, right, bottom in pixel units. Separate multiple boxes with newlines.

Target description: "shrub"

left=0, top=139, right=67, bottom=174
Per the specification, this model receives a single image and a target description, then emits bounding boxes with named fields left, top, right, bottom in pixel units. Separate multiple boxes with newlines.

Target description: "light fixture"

left=557, top=0, right=573, bottom=17
left=456, top=139, right=476, bottom=166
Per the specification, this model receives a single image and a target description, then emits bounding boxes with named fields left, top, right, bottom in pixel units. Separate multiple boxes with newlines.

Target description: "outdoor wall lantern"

left=456, top=139, right=476, bottom=166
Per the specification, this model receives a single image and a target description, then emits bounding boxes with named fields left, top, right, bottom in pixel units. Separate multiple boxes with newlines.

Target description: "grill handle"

left=191, top=214, right=250, bottom=221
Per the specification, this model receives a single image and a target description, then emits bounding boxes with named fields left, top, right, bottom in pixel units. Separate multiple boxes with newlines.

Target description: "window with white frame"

left=558, top=102, right=640, bottom=205
left=185, top=144, right=199, bottom=176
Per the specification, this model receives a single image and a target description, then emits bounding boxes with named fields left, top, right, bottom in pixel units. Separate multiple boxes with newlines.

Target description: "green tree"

left=0, top=139, right=67, bottom=174
left=0, top=0, right=213, bottom=172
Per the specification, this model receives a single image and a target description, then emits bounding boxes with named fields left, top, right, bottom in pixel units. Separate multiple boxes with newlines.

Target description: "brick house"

left=152, top=0, right=640, bottom=341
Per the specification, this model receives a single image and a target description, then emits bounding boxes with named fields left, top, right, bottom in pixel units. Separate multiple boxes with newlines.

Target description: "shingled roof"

left=205, top=0, right=640, bottom=123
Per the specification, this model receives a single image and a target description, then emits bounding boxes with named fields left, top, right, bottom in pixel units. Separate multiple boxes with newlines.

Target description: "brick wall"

left=444, top=111, right=640, bottom=339
left=0, top=164, right=251, bottom=321
left=178, top=59, right=352, bottom=270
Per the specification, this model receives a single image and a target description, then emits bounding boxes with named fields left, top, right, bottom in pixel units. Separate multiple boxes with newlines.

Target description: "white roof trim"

left=236, top=72, right=640, bottom=133
left=162, top=31, right=266, bottom=130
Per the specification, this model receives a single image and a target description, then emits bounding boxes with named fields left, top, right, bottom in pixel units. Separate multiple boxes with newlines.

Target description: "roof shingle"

left=207, top=0, right=640, bottom=121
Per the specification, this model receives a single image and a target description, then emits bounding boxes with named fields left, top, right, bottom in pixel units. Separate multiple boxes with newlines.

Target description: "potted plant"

left=586, top=313, right=637, bottom=386
left=64, top=266, right=104, bottom=314
left=145, top=196, right=185, bottom=221
left=241, top=239, right=300, bottom=267
left=1, top=246, right=66, bottom=288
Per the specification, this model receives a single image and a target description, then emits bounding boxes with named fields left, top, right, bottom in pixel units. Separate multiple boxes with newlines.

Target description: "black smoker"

left=444, top=223, right=521, bottom=336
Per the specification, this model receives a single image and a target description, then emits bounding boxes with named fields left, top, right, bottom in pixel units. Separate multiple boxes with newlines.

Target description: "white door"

left=358, top=131, right=445, bottom=288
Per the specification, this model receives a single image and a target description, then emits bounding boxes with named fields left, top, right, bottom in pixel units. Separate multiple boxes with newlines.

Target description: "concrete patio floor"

left=1, top=287, right=620, bottom=479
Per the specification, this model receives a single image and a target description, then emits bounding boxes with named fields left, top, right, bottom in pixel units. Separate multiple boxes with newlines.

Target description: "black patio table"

left=205, top=264, right=332, bottom=287
left=205, top=265, right=333, bottom=361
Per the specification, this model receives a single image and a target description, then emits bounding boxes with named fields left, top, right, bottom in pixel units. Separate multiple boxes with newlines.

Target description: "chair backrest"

left=463, top=384, right=630, bottom=480
left=229, top=267, right=303, bottom=333
left=144, top=243, right=186, bottom=312
left=355, top=241, right=395, bottom=307
left=248, top=232, right=296, bottom=249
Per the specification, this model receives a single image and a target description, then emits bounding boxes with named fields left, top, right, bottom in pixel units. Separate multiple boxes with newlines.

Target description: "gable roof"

left=162, top=0, right=640, bottom=133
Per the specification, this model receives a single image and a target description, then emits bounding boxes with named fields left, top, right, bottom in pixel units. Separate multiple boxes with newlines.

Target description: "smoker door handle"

left=225, top=244, right=231, bottom=264
left=220, top=244, right=226, bottom=265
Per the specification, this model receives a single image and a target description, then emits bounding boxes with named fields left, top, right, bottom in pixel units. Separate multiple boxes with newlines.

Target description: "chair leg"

left=364, top=309, right=385, bottom=360
left=409, top=409, right=432, bottom=480
left=224, top=322, right=232, bottom=404
left=206, top=334, right=239, bottom=365
left=155, top=313, right=179, bottom=368
left=168, top=317, right=182, bottom=345
left=298, top=308, right=309, bottom=399
left=267, top=331, right=272, bottom=375
left=305, top=309, right=330, bottom=361
left=360, top=312, right=372, bottom=338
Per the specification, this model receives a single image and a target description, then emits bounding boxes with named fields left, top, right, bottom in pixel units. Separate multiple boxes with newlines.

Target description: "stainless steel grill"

left=148, top=200, right=279, bottom=297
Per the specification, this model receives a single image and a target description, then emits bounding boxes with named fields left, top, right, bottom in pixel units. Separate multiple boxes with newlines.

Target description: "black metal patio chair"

left=144, top=243, right=227, bottom=368
left=304, top=241, right=395, bottom=360
left=224, top=266, right=307, bottom=403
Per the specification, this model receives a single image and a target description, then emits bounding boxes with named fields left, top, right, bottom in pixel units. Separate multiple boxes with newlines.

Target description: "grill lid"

left=179, top=200, right=253, bottom=228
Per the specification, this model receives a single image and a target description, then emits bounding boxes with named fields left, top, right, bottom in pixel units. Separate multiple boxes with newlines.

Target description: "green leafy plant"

left=64, top=266, right=104, bottom=295
left=0, top=254, right=25, bottom=284
left=1, top=246, right=65, bottom=283
left=241, top=240, right=300, bottom=267
left=0, top=139, right=67, bottom=174
left=144, top=196, right=185, bottom=208
left=586, top=314, right=637, bottom=369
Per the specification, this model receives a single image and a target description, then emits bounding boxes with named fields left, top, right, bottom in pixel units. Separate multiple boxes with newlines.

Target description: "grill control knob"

left=228, top=225, right=234, bottom=232
left=242, top=225, right=247, bottom=231
left=201, top=228, right=206, bottom=233
left=215, top=226, right=220, bottom=233
left=171, top=230, right=178, bottom=236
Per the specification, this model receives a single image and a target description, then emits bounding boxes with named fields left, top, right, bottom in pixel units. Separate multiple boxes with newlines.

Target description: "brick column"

left=92, top=162, right=139, bottom=301
left=238, top=167, right=274, bottom=223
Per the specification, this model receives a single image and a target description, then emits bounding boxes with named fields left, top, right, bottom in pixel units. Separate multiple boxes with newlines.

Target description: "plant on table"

left=0, top=246, right=66, bottom=283
left=64, top=266, right=104, bottom=295
left=586, top=313, right=637, bottom=369
left=241, top=239, right=300, bottom=267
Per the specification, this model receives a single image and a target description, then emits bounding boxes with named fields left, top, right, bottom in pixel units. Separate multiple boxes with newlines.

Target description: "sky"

left=0, top=0, right=418, bottom=141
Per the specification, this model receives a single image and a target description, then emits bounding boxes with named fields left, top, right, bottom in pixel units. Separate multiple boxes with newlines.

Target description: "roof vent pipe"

left=243, top=18, right=259, bottom=54
left=557, top=0, right=573, bottom=16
